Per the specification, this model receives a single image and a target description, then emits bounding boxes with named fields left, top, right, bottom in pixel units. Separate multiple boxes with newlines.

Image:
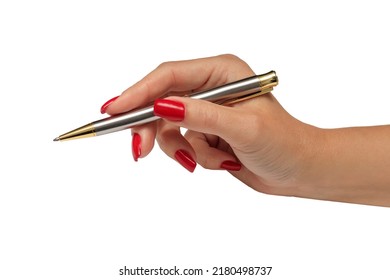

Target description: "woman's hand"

left=104, top=54, right=316, bottom=196
left=103, top=54, right=390, bottom=206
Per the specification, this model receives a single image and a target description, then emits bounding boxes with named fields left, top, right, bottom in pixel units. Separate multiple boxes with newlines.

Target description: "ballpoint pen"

left=53, top=71, right=278, bottom=142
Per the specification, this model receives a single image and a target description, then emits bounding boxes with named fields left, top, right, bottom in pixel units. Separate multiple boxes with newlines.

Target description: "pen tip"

left=53, top=137, right=60, bottom=142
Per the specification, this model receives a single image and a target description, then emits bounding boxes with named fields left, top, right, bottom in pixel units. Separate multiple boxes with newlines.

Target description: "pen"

left=53, top=71, right=278, bottom=142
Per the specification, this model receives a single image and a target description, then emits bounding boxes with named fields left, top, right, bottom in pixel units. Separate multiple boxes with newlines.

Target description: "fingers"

left=103, top=54, right=255, bottom=115
left=156, top=121, right=197, bottom=173
left=97, top=54, right=258, bottom=166
left=104, top=56, right=223, bottom=115
left=130, top=122, right=156, bottom=161
left=184, top=131, right=242, bottom=171
left=152, top=96, right=262, bottom=172
left=155, top=121, right=241, bottom=173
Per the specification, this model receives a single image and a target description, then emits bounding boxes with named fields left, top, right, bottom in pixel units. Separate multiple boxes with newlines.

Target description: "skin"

left=106, top=54, right=390, bottom=207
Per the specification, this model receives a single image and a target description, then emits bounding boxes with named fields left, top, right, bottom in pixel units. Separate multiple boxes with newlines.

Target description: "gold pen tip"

left=53, top=137, right=60, bottom=142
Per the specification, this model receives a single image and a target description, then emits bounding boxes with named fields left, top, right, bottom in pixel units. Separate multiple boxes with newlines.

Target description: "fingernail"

left=132, top=133, right=141, bottom=162
left=154, top=99, right=185, bottom=121
left=220, top=160, right=242, bottom=171
left=100, top=96, right=119, bottom=114
left=174, top=149, right=196, bottom=173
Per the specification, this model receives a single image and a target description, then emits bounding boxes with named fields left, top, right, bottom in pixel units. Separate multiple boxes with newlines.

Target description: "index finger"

left=106, top=55, right=225, bottom=115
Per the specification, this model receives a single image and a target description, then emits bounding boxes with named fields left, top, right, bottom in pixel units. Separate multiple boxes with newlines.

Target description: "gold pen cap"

left=222, top=70, right=278, bottom=105
left=258, top=70, right=278, bottom=90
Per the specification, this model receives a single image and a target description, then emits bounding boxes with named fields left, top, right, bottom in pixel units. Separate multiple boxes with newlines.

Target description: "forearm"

left=297, top=125, right=390, bottom=206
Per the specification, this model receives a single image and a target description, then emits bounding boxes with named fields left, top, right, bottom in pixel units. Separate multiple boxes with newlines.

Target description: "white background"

left=1, top=1, right=389, bottom=279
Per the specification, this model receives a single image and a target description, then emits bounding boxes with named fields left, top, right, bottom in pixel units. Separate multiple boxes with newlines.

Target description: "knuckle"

left=156, top=61, right=172, bottom=70
left=217, top=54, right=254, bottom=78
left=218, top=54, right=247, bottom=68
left=156, top=61, right=177, bottom=87
left=218, top=53, right=241, bottom=62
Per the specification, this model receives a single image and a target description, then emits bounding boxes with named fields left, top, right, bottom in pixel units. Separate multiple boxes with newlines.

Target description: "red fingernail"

left=154, top=99, right=185, bottom=121
left=132, top=133, right=141, bottom=162
left=174, top=150, right=196, bottom=173
left=100, top=96, right=119, bottom=114
left=221, top=160, right=242, bottom=171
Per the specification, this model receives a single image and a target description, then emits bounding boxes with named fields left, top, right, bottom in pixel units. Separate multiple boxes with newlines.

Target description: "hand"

left=104, top=54, right=316, bottom=196
left=103, top=54, right=390, bottom=206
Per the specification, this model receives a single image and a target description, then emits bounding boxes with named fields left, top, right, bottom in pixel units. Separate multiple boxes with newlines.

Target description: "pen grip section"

left=93, top=106, right=158, bottom=136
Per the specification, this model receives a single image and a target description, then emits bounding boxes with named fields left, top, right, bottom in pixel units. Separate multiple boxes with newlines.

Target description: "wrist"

left=286, top=125, right=329, bottom=198
left=293, top=126, right=390, bottom=206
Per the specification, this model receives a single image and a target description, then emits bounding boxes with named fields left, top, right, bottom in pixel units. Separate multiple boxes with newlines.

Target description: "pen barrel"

left=93, top=71, right=278, bottom=136
left=191, top=71, right=277, bottom=104
left=94, top=106, right=157, bottom=136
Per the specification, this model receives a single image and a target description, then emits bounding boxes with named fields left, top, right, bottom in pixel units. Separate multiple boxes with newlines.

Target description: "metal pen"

left=53, top=71, right=278, bottom=141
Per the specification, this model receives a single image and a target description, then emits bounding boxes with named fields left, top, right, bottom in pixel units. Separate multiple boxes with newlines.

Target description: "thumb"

left=153, top=97, right=255, bottom=144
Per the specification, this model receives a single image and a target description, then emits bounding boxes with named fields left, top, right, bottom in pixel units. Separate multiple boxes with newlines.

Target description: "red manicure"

left=154, top=99, right=185, bottom=121
left=132, top=133, right=141, bottom=162
left=221, top=160, right=242, bottom=171
left=174, top=150, right=196, bottom=173
left=100, top=96, right=119, bottom=114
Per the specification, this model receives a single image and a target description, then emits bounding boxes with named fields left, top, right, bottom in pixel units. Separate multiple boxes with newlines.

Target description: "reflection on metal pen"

left=53, top=71, right=278, bottom=142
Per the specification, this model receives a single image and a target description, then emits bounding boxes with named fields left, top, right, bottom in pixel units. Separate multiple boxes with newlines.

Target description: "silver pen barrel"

left=94, top=106, right=158, bottom=136
left=93, top=71, right=278, bottom=136
left=53, top=71, right=278, bottom=141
